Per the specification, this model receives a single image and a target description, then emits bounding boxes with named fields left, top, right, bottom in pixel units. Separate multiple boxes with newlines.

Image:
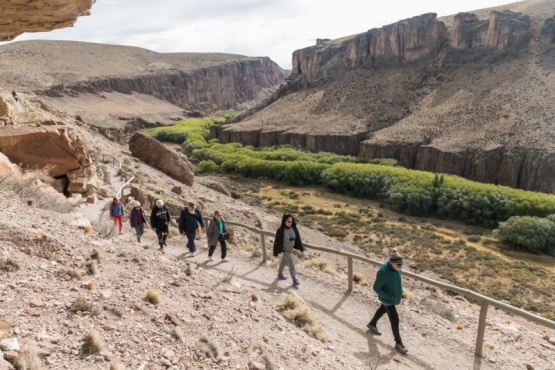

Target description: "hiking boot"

left=293, top=278, right=300, bottom=286
left=367, top=323, right=382, bottom=335
left=395, top=343, right=408, bottom=354
left=278, top=273, right=288, bottom=280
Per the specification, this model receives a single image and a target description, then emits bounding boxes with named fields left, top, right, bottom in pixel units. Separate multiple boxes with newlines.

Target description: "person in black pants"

left=178, top=201, right=205, bottom=256
left=206, top=210, right=229, bottom=262
left=150, top=199, right=170, bottom=250
left=367, top=250, right=408, bottom=354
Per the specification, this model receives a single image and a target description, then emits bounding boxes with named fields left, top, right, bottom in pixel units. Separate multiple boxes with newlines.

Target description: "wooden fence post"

left=348, top=256, right=353, bottom=292
left=260, top=231, right=267, bottom=262
left=475, top=301, right=489, bottom=357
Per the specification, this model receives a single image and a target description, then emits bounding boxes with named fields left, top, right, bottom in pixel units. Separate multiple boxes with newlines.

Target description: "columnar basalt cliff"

left=214, top=1, right=555, bottom=193
left=0, top=0, right=95, bottom=41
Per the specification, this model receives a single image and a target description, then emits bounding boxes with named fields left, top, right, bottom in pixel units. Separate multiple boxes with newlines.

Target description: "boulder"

left=129, top=133, right=195, bottom=186
left=0, top=151, right=21, bottom=176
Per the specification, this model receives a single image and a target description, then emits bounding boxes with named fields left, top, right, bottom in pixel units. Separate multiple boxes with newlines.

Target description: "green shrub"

left=494, top=215, right=555, bottom=255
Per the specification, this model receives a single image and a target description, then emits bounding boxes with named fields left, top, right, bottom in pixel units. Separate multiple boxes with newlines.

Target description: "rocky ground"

left=0, top=126, right=554, bottom=369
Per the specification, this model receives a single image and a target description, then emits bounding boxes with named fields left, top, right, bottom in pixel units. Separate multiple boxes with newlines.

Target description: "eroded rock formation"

left=128, top=132, right=195, bottom=186
left=0, top=0, right=95, bottom=41
left=215, top=5, right=555, bottom=193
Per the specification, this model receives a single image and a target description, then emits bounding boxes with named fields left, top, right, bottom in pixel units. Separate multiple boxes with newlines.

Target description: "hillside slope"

left=214, top=0, right=555, bottom=193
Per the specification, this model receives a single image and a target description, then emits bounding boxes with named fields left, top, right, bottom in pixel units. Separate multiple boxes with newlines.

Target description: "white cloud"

left=1, top=0, right=520, bottom=69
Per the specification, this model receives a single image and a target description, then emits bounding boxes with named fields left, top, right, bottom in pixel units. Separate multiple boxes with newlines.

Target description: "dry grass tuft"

left=0, top=318, right=8, bottom=339
left=81, top=329, right=104, bottom=355
left=84, top=225, right=93, bottom=234
left=69, top=297, right=100, bottom=316
left=402, top=287, right=415, bottom=302
left=172, top=326, right=185, bottom=343
left=251, top=292, right=259, bottom=302
left=87, top=280, right=96, bottom=290
left=220, top=266, right=237, bottom=284
left=104, top=305, right=124, bottom=318
left=86, top=260, right=99, bottom=275
left=262, top=354, right=279, bottom=370
left=0, top=258, right=20, bottom=272
left=352, top=271, right=368, bottom=286
left=303, top=257, right=338, bottom=276
left=277, top=293, right=328, bottom=342
left=184, top=263, right=192, bottom=276
left=144, top=289, right=161, bottom=305
left=13, top=349, right=44, bottom=370
left=110, top=360, right=127, bottom=370
left=199, top=336, right=220, bottom=359
left=169, top=225, right=180, bottom=236
left=90, top=249, right=100, bottom=262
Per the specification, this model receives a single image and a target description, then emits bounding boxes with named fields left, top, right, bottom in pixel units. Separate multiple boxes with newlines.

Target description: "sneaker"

left=208, top=256, right=214, bottom=261
left=190, top=253, right=195, bottom=257
left=278, top=273, right=288, bottom=280
left=222, top=258, right=230, bottom=262
left=293, top=278, right=300, bottom=286
left=395, top=343, right=408, bottom=354
left=367, top=323, right=382, bottom=336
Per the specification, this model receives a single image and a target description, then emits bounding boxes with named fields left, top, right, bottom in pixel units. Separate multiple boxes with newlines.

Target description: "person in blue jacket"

left=367, top=250, right=408, bottom=354
left=109, top=197, right=124, bottom=234
left=178, top=201, right=205, bottom=256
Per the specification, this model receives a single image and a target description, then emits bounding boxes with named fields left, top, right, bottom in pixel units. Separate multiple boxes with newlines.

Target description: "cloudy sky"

left=5, top=0, right=518, bottom=69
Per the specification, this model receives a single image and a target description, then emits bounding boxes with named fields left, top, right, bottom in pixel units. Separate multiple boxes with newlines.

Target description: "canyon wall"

left=40, top=58, right=288, bottom=113
left=212, top=8, right=555, bottom=193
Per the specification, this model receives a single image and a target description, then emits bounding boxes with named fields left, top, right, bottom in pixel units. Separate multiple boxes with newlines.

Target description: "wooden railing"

left=201, top=217, right=555, bottom=359
left=95, top=153, right=135, bottom=199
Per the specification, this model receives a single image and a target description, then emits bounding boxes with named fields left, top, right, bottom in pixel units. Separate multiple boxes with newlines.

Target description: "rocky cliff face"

left=0, top=0, right=94, bottom=41
left=292, top=13, right=447, bottom=83
left=40, top=57, right=287, bottom=113
left=215, top=2, right=555, bottom=194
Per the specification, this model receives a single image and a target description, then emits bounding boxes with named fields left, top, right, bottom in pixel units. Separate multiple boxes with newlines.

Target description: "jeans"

left=278, top=251, right=296, bottom=279
left=185, top=230, right=197, bottom=252
left=370, top=303, right=402, bottom=344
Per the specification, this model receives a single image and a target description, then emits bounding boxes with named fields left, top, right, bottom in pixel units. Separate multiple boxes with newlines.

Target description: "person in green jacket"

left=367, top=250, right=408, bottom=354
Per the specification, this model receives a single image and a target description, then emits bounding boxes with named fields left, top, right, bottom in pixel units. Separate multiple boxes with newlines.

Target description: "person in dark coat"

left=178, top=201, right=205, bottom=256
left=129, top=201, right=148, bottom=243
left=150, top=199, right=171, bottom=250
left=273, top=213, right=304, bottom=286
left=206, top=210, right=229, bottom=262
left=367, top=250, right=408, bottom=354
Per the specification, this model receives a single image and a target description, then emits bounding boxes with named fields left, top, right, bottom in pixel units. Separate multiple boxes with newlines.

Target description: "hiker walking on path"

left=273, top=213, right=304, bottom=286
left=367, top=249, right=409, bottom=354
left=109, top=197, right=124, bottom=234
left=11, top=90, right=19, bottom=102
left=206, top=210, right=229, bottom=262
left=129, top=201, right=148, bottom=243
left=151, top=199, right=171, bottom=250
left=178, top=201, right=205, bottom=256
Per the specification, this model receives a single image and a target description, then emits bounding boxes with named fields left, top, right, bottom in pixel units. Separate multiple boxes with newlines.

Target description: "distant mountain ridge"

left=0, top=40, right=287, bottom=135
left=213, top=0, right=555, bottom=194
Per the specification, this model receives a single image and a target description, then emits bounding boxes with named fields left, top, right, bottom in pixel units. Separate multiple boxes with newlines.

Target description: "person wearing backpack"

left=129, top=201, right=148, bottom=243
left=151, top=199, right=171, bottom=250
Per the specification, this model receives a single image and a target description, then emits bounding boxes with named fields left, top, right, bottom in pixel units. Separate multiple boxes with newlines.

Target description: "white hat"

left=134, top=201, right=141, bottom=207
left=156, top=199, right=164, bottom=207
